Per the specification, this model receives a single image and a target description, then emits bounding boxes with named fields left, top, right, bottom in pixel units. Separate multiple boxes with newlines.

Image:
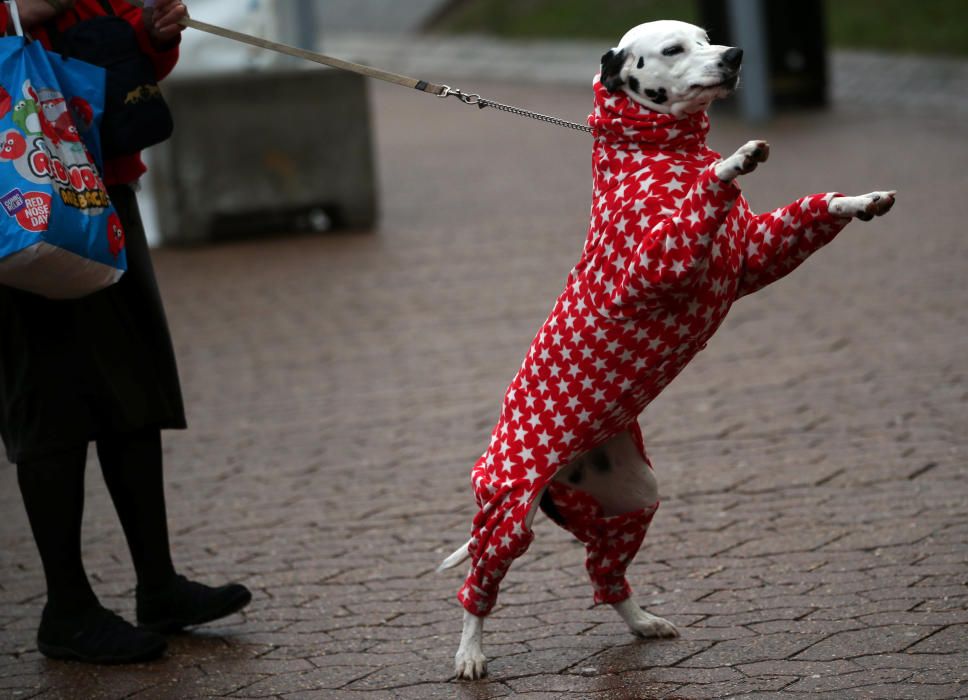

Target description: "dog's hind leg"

left=612, top=596, right=679, bottom=638
left=455, top=609, right=486, bottom=680
left=452, top=485, right=547, bottom=680
left=549, top=431, right=678, bottom=638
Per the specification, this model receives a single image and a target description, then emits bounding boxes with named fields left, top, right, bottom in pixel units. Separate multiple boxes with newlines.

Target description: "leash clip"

left=440, top=86, right=486, bottom=108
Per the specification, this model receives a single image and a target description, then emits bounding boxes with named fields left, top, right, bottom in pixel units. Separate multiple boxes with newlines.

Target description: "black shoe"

left=136, top=574, right=252, bottom=634
left=37, top=604, right=167, bottom=664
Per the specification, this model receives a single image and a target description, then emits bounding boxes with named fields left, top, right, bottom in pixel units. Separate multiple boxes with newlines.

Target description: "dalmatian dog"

left=441, top=19, right=895, bottom=681
left=604, top=21, right=895, bottom=212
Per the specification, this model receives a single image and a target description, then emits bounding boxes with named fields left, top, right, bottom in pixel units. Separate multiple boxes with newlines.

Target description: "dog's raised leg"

left=829, top=191, right=897, bottom=220
left=454, top=610, right=486, bottom=680
left=612, top=598, right=679, bottom=638
left=715, top=140, right=770, bottom=182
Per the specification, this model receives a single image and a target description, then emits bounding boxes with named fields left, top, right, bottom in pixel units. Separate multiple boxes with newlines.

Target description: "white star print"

left=665, top=177, right=686, bottom=193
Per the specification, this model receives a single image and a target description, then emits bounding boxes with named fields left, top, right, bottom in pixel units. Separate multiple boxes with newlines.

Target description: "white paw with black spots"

left=715, top=140, right=770, bottom=181
left=829, top=191, right=897, bottom=221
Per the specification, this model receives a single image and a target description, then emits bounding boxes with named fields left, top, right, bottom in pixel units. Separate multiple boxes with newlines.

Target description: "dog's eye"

left=662, top=45, right=684, bottom=56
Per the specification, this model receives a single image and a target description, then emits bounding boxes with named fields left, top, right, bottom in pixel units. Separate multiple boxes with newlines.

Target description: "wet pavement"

left=1, top=75, right=966, bottom=699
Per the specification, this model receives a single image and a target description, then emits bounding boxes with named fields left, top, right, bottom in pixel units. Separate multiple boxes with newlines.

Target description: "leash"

left=123, top=0, right=593, bottom=135
left=439, top=89, right=593, bottom=134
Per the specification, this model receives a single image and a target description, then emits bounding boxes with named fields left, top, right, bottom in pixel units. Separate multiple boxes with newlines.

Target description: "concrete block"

left=150, top=68, right=377, bottom=244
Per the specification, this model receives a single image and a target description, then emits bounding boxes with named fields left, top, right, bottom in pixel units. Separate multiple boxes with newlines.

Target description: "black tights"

left=16, top=428, right=176, bottom=615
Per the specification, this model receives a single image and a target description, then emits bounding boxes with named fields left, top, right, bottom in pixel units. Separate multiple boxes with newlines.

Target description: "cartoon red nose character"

left=39, top=112, right=60, bottom=146
left=0, top=131, right=26, bottom=160
left=107, top=213, right=125, bottom=258
left=52, top=113, right=81, bottom=143
left=68, top=97, right=93, bottom=131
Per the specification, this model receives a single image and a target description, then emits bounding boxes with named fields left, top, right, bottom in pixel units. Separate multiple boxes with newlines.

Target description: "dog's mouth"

left=691, top=74, right=740, bottom=92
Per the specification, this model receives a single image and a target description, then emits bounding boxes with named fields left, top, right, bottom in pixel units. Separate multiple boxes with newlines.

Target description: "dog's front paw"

left=715, top=140, right=770, bottom=182
left=455, top=646, right=487, bottom=681
left=829, top=191, right=897, bottom=221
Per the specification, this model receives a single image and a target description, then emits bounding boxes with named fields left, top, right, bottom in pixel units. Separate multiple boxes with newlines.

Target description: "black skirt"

left=0, top=185, right=186, bottom=464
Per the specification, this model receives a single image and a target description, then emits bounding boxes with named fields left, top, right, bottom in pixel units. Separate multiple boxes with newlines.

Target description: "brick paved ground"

left=1, top=78, right=966, bottom=699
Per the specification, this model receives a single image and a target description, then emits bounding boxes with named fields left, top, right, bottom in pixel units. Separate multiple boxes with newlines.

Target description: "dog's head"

left=600, top=20, right=742, bottom=117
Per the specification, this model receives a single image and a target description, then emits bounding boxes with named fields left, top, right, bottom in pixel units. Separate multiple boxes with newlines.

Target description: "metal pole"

left=295, top=0, right=319, bottom=51
left=726, top=0, right=772, bottom=123
left=275, top=0, right=319, bottom=51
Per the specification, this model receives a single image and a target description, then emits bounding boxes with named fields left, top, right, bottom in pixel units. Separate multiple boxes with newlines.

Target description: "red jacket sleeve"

left=108, top=0, right=180, bottom=80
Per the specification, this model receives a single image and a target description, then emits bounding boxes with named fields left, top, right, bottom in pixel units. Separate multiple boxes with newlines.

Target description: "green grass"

left=432, top=0, right=968, bottom=57
left=825, top=0, right=967, bottom=55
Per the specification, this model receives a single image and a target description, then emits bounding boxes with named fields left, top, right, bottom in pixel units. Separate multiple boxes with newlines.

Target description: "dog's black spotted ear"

left=600, top=48, right=628, bottom=92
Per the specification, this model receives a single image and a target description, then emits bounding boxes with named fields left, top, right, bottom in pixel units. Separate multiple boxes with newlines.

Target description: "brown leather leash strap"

left=179, top=17, right=450, bottom=96
left=122, top=0, right=593, bottom=134
left=123, top=0, right=447, bottom=96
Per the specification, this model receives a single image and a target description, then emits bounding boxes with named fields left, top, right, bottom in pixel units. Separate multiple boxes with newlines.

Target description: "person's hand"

left=143, top=0, right=187, bottom=47
left=13, top=0, right=76, bottom=29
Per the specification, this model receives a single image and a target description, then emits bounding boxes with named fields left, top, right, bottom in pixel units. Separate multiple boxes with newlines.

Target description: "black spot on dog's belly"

left=589, top=451, right=611, bottom=473
left=637, top=56, right=645, bottom=69
left=628, top=76, right=640, bottom=94
left=539, top=491, right=567, bottom=526
left=645, top=87, right=669, bottom=104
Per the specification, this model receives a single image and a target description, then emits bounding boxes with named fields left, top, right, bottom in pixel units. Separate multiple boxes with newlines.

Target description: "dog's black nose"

left=722, top=47, right=744, bottom=69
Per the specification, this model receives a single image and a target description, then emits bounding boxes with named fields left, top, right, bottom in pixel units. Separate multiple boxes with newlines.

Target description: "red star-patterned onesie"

left=458, top=77, right=849, bottom=617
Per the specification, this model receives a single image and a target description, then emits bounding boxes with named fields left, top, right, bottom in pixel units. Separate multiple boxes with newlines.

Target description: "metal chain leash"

left=440, top=88, right=593, bottom=135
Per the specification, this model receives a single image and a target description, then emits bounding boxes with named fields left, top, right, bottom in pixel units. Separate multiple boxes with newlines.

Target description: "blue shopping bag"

left=0, top=2, right=126, bottom=299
